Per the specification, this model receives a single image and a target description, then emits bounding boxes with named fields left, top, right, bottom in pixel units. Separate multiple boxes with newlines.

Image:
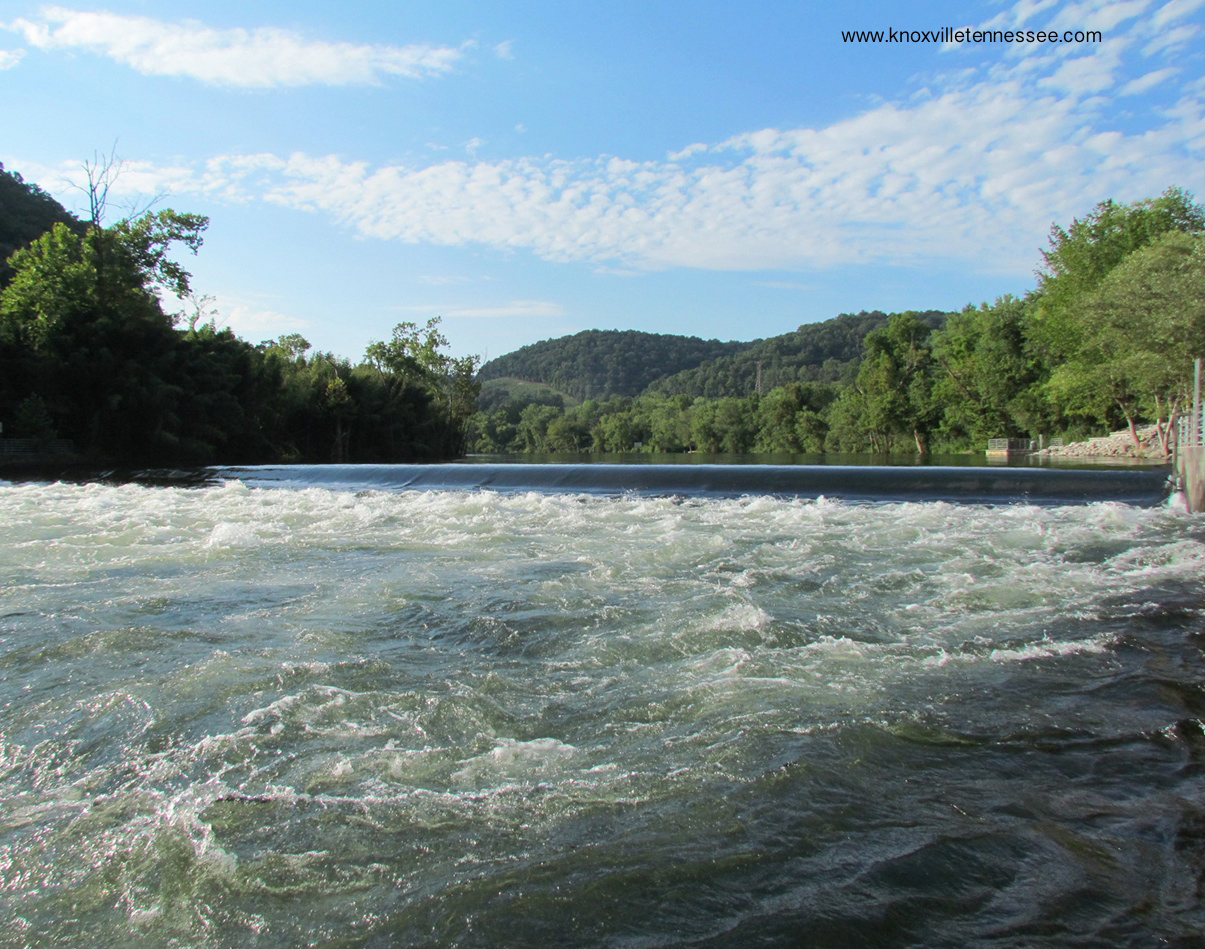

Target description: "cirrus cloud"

left=5, top=6, right=465, bottom=86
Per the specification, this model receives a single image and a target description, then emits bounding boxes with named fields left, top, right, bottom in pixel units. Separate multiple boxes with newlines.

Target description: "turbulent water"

left=1, top=467, right=1202, bottom=948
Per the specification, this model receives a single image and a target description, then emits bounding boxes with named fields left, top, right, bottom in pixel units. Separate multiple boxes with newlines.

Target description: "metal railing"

left=987, top=437, right=1064, bottom=452
left=1179, top=407, right=1204, bottom=448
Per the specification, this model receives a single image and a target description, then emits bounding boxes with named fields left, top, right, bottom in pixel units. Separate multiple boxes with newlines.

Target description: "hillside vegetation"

left=477, top=329, right=752, bottom=400
left=0, top=164, right=84, bottom=287
left=469, top=188, right=1204, bottom=457
left=0, top=164, right=479, bottom=464
left=647, top=310, right=949, bottom=398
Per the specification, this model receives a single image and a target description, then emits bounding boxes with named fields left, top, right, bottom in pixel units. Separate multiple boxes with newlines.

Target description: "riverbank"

left=1032, top=425, right=1169, bottom=461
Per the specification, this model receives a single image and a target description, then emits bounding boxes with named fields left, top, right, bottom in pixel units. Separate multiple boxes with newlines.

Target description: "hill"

left=476, top=376, right=580, bottom=413
left=0, top=164, right=84, bottom=286
left=645, top=310, right=951, bottom=398
left=476, top=329, right=753, bottom=401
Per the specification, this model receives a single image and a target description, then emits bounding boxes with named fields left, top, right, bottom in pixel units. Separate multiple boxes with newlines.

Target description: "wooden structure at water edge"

left=1175, top=359, right=1204, bottom=514
left=986, top=436, right=1063, bottom=459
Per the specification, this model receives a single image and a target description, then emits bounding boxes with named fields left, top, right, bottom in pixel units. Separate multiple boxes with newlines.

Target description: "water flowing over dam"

left=216, top=460, right=1173, bottom=505
left=1, top=465, right=1201, bottom=947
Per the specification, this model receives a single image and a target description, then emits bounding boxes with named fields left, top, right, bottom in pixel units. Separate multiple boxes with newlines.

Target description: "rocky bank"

left=1033, top=424, right=1170, bottom=461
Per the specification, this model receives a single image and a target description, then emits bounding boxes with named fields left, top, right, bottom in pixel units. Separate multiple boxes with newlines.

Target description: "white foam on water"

left=2, top=477, right=1201, bottom=946
left=451, top=737, right=579, bottom=788
left=987, top=634, right=1116, bottom=663
left=697, top=602, right=773, bottom=633
left=204, top=522, right=263, bottom=549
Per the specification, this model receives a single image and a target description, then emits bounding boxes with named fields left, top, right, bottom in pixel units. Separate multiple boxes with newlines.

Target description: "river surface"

left=1, top=466, right=1202, bottom=947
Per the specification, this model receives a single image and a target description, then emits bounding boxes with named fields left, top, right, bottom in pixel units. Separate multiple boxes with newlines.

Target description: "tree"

left=838, top=313, right=937, bottom=453
left=752, top=383, right=832, bottom=453
left=517, top=403, right=561, bottom=451
left=366, top=317, right=449, bottom=382
left=929, top=296, right=1043, bottom=444
left=1045, top=231, right=1204, bottom=454
left=0, top=218, right=191, bottom=454
left=111, top=210, right=208, bottom=303
left=1, top=158, right=481, bottom=465
left=1029, top=187, right=1204, bottom=364
left=267, top=333, right=312, bottom=363
left=364, top=317, right=482, bottom=457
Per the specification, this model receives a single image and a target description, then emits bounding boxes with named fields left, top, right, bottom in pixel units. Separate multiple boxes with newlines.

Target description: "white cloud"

left=1046, top=0, right=1152, bottom=35
left=18, top=0, right=1200, bottom=282
left=668, top=143, right=709, bottom=161
left=493, top=40, right=514, bottom=60
left=756, top=281, right=813, bottom=291
left=208, top=294, right=310, bottom=339
left=0, top=48, right=22, bottom=69
left=5, top=7, right=463, bottom=86
left=1003, top=0, right=1063, bottom=27
left=1037, top=37, right=1126, bottom=94
left=1142, top=23, right=1199, bottom=55
left=394, top=300, right=566, bottom=319
left=133, top=60, right=1200, bottom=277
left=1118, top=66, right=1177, bottom=95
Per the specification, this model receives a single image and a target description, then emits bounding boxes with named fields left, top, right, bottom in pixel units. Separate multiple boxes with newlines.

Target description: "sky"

left=1, top=1, right=1202, bottom=363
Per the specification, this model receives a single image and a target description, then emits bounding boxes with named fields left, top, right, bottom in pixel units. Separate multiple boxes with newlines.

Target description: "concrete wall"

left=1177, top=445, right=1204, bottom=513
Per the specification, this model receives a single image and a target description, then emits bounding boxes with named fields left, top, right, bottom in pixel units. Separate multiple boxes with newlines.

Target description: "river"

left=1, top=464, right=1201, bottom=947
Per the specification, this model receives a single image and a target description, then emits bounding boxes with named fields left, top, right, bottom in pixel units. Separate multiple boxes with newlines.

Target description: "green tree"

left=752, top=383, right=832, bottom=453
left=1045, top=230, right=1204, bottom=454
left=0, top=163, right=84, bottom=287
left=0, top=212, right=205, bottom=456
left=366, top=317, right=449, bottom=382
left=517, top=403, right=561, bottom=451
left=835, top=313, right=937, bottom=453
left=365, top=317, right=481, bottom=457
left=1029, top=187, right=1203, bottom=364
left=592, top=404, right=638, bottom=452
left=0, top=160, right=480, bottom=465
left=930, top=296, right=1044, bottom=444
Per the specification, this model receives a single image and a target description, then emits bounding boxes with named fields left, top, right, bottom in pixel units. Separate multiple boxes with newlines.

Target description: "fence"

left=1178, top=406, right=1204, bottom=448
left=986, top=437, right=1065, bottom=453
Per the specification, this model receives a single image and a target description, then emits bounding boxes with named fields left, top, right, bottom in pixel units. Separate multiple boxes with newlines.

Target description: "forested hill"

left=476, top=329, right=753, bottom=400
left=0, top=164, right=84, bottom=285
left=646, top=310, right=951, bottom=398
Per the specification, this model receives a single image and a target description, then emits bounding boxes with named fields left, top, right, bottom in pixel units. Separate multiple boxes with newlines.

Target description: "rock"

left=1033, top=425, right=1168, bottom=460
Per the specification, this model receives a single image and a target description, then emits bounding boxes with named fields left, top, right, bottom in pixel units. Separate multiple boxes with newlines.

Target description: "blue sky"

left=1, top=1, right=1202, bottom=362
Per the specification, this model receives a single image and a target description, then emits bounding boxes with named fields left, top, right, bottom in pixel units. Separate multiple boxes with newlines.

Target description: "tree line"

left=469, top=188, right=1204, bottom=457
left=2, top=163, right=1199, bottom=464
left=0, top=164, right=478, bottom=465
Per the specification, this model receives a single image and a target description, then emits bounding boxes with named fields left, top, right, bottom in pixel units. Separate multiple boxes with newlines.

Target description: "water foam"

left=2, top=478, right=1201, bottom=947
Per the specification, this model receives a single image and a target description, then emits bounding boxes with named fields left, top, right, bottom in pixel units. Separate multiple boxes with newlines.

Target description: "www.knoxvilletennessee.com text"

left=841, top=26, right=1102, bottom=44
